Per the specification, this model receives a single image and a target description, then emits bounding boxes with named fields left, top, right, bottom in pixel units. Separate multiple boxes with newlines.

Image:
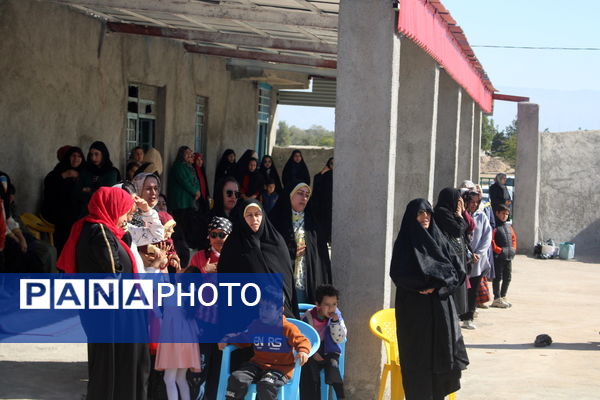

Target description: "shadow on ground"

left=0, top=360, right=87, bottom=399
left=466, top=342, right=600, bottom=351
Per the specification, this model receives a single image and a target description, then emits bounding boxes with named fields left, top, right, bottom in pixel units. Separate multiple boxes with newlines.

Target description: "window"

left=195, top=96, right=208, bottom=154
left=256, top=83, right=272, bottom=159
left=126, top=84, right=157, bottom=158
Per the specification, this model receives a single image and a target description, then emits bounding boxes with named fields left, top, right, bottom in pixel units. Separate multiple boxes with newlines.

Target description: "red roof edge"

left=398, top=0, right=495, bottom=113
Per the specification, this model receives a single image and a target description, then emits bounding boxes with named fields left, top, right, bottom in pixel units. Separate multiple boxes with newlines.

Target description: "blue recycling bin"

left=559, top=242, right=575, bottom=260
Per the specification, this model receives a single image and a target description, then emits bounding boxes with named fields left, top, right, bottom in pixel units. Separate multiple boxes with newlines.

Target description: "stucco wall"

left=539, top=130, right=600, bottom=258
left=0, top=0, right=259, bottom=212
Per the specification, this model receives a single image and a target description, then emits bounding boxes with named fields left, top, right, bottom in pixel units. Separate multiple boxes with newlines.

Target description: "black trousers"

left=461, top=275, right=483, bottom=321
left=300, top=353, right=345, bottom=399
left=226, top=362, right=288, bottom=400
left=493, top=258, right=512, bottom=299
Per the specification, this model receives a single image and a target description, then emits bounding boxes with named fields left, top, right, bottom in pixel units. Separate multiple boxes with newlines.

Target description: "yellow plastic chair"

left=369, top=308, right=456, bottom=400
left=370, top=308, right=404, bottom=400
left=20, top=213, right=55, bottom=246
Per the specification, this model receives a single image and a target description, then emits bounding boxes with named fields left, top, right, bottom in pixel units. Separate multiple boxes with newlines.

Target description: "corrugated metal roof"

left=278, top=77, right=336, bottom=107
left=50, top=0, right=494, bottom=102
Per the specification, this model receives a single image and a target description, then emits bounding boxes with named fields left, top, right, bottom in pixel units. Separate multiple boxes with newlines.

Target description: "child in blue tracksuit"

left=300, top=284, right=347, bottom=399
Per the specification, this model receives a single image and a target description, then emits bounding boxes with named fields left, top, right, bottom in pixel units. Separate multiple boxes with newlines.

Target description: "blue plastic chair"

left=298, top=303, right=315, bottom=318
left=216, top=318, right=320, bottom=400
left=298, top=303, right=347, bottom=400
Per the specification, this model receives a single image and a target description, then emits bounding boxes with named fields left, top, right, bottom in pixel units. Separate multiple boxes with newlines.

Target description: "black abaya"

left=42, top=147, right=85, bottom=254
left=268, top=184, right=332, bottom=304
left=213, top=149, right=237, bottom=194
left=259, top=156, right=283, bottom=193
left=433, top=188, right=469, bottom=316
left=217, top=199, right=298, bottom=318
left=390, top=199, right=468, bottom=400
left=76, top=222, right=150, bottom=400
left=311, top=169, right=333, bottom=244
left=281, top=150, right=310, bottom=188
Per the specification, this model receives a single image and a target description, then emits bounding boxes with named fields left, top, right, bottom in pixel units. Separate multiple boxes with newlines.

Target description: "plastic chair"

left=216, top=318, right=320, bottom=400
left=298, top=302, right=347, bottom=400
left=369, top=308, right=403, bottom=400
left=298, top=303, right=314, bottom=318
left=20, top=213, right=54, bottom=246
left=369, top=308, right=457, bottom=400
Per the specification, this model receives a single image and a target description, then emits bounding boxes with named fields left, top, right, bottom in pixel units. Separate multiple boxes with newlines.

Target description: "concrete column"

left=514, top=102, right=541, bottom=253
left=332, top=0, right=400, bottom=397
left=433, top=71, right=462, bottom=197
left=394, top=38, right=440, bottom=229
left=457, top=95, right=475, bottom=183
left=471, top=108, right=482, bottom=185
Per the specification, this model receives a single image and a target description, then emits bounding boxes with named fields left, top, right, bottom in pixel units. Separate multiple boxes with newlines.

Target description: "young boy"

left=491, top=204, right=517, bottom=308
left=261, top=178, right=279, bottom=214
left=300, top=284, right=347, bottom=399
left=219, top=286, right=310, bottom=400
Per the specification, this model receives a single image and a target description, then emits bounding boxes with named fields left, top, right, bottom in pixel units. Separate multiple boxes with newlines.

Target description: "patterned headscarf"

left=131, top=172, right=161, bottom=197
left=208, top=216, right=233, bottom=235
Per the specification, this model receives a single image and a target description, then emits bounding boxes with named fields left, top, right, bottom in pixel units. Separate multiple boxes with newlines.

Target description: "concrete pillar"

left=394, top=38, right=440, bottom=229
left=433, top=71, right=462, bottom=197
left=332, top=0, right=400, bottom=397
left=471, top=108, right=482, bottom=185
left=514, top=102, right=541, bottom=253
left=457, top=95, right=474, bottom=183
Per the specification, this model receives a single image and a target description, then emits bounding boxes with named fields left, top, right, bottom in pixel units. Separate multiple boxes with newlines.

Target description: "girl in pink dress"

left=154, top=269, right=201, bottom=400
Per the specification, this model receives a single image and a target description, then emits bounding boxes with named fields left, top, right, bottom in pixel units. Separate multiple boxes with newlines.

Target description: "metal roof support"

left=106, top=22, right=337, bottom=54
left=184, top=44, right=337, bottom=69
left=493, top=93, right=530, bottom=102
left=53, top=0, right=338, bottom=29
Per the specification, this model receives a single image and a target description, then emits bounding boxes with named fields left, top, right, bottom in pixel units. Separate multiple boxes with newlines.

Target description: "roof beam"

left=184, top=44, right=337, bottom=69
left=493, top=93, right=530, bottom=102
left=107, top=22, right=337, bottom=54
left=53, top=0, right=338, bottom=29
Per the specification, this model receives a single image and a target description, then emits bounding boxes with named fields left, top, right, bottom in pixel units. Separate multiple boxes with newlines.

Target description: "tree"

left=481, top=116, right=496, bottom=152
left=276, top=121, right=335, bottom=147
left=276, top=121, right=291, bottom=146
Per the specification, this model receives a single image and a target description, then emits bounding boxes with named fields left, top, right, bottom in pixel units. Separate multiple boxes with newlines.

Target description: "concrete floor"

left=0, top=255, right=599, bottom=399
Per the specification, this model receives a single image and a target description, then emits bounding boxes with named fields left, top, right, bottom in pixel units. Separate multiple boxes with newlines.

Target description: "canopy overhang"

left=50, top=0, right=494, bottom=110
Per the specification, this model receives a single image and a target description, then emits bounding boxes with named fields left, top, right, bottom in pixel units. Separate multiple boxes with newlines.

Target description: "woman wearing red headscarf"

left=57, top=186, right=150, bottom=400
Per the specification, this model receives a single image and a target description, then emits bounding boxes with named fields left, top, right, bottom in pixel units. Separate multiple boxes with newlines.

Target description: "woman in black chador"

left=390, top=198, right=468, bottom=400
left=281, top=149, right=310, bottom=188
left=218, top=198, right=298, bottom=318
left=268, top=182, right=331, bottom=304
left=258, top=155, right=282, bottom=193
left=433, top=187, right=469, bottom=317
left=213, top=149, right=236, bottom=193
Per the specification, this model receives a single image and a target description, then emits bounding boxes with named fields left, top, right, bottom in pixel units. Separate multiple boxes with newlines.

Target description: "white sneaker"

left=491, top=298, right=509, bottom=309
left=461, top=320, right=476, bottom=330
left=502, top=298, right=512, bottom=308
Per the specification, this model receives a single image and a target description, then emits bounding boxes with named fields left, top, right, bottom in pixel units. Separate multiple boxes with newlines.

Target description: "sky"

left=277, top=0, right=600, bottom=133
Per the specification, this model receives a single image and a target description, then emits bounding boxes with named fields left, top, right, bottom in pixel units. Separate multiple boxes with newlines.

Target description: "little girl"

left=154, top=270, right=201, bottom=400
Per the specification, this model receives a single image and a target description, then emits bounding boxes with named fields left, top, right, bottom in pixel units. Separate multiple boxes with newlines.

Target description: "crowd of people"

left=390, top=174, right=515, bottom=399
left=0, top=142, right=337, bottom=400
left=0, top=139, right=516, bottom=400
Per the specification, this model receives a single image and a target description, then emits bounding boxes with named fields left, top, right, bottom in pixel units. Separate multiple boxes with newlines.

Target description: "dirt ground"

left=0, top=255, right=599, bottom=399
